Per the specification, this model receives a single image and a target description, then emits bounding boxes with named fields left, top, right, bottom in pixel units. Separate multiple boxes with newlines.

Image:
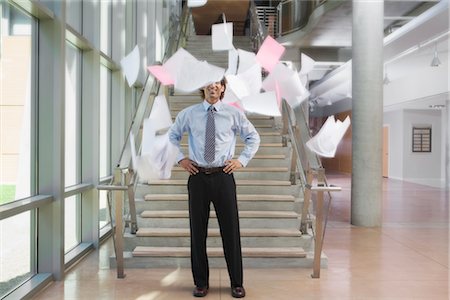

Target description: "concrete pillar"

left=351, top=0, right=384, bottom=226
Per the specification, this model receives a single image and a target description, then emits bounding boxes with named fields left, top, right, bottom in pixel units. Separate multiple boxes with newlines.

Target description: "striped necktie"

left=204, top=105, right=216, bottom=163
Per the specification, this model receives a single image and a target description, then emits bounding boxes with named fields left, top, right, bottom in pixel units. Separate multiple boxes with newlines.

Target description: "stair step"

left=133, top=246, right=306, bottom=258
left=147, top=179, right=291, bottom=186
left=140, top=210, right=298, bottom=219
left=136, top=228, right=302, bottom=237
left=144, top=194, right=295, bottom=202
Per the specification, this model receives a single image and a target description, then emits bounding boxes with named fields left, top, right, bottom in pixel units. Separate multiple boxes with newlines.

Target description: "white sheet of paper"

left=241, top=91, right=281, bottom=117
left=226, top=48, right=238, bottom=75
left=262, top=62, right=310, bottom=108
left=149, top=95, right=173, bottom=132
left=226, top=63, right=262, bottom=99
left=187, top=0, right=207, bottom=7
left=299, top=53, right=315, bottom=76
left=120, top=45, right=140, bottom=87
left=306, top=116, right=351, bottom=157
left=163, top=48, right=197, bottom=81
left=175, top=59, right=225, bottom=93
left=237, top=49, right=258, bottom=73
left=212, top=22, right=234, bottom=51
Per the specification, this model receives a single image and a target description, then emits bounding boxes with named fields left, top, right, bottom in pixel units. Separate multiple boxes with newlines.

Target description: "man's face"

left=203, top=81, right=225, bottom=103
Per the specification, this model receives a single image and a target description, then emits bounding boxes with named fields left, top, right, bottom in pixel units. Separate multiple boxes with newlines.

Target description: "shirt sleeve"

left=168, top=110, right=187, bottom=163
left=237, top=112, right=260, bottom=167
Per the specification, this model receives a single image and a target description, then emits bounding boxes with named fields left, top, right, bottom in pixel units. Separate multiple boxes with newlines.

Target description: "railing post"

left=299, top=167, right=313, bottom=234
left=113, top=168, right=125, bottom=279
left=126, top=170, right=138, bottom=234
left=312, top=167, right=325, bottom=278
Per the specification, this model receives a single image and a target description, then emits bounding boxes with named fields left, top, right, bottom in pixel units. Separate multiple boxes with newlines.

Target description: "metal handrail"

left=249, top=1, right=266, bottom=52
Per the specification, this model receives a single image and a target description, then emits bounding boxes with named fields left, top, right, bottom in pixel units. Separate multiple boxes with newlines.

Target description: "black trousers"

left=188, top=171, right=243, bottom=288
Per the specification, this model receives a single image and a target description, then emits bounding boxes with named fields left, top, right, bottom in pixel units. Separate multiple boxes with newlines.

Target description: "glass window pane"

left=0, top=2, right=35, bottom=204
left=65, top=195, right=81, bottom=252
left=100, top=0, right=112, bottom=55
left=99, top=190, right=110, bottom=229
left=99, top=65, right=112, bottom=178
left=0, top=211, right=34, bottom=298
left=66, top=0, right=82, bottom=33
left=65, top=42, right=82, bottom=187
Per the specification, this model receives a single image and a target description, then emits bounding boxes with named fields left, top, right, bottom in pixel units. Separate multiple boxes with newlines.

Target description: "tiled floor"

left=33, top=173, right=449, bottom=299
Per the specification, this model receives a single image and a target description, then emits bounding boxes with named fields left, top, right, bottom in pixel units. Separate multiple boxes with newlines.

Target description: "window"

left=66, top=0, right=82, bottom=32
left=0, top=2, right=36, bottom=205
left=65, top=195, right=81, bottom=252
left=65, top=42, right=82, bottom=187
left=99, top=65, right=112, bottom=178
left=412, top=126, right=432, bottom=153
left=0, top=211, right=34, bottom=298
left=100, top=0, right=112, bottom=56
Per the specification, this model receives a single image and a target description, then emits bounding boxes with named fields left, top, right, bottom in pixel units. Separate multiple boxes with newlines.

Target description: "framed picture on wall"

left=412, top=126, right=431, bottom=153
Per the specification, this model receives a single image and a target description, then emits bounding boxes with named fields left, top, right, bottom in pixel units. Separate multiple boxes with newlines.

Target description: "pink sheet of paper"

left=147, top=65, right=174, bottom=85
left=255, top=36, right=285, bottom=73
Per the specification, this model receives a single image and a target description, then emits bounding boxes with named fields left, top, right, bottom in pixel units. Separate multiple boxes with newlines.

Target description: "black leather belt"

left=197, top=166, right=225, bottom=175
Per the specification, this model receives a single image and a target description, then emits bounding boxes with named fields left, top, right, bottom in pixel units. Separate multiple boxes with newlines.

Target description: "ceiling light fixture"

left=430, top=42, right=441, bottom=67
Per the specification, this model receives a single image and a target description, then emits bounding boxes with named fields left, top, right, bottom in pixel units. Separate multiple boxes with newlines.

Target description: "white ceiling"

left=302, top=0, right=449, bottom=114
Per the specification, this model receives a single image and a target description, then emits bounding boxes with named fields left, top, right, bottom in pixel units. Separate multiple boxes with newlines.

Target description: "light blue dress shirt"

left=169, top=100, right=260, bottom=167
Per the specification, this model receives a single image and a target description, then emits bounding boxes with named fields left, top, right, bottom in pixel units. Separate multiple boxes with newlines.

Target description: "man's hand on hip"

left=223, top=159, right=243, bottom=174
left=179, top=158, right=199, bottom=175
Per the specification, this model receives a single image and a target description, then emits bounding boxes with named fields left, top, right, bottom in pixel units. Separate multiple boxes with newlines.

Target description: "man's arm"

left=168, top=110, right=199, bottom=175
left=236, top=112, right=260, bottom=167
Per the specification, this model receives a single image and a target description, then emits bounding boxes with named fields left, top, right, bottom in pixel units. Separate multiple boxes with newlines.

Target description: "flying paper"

left=148, top=48, right=225, bottom=92
left=305, top=116, right=351, bottom=158
left=225, top=48, right=239, bottom=75
left=237, top=49, right=257, bottom=73
left=226, top=63, right=262, bottom=99
left=299, top=53, right=315, bottom=76
left=120, top=45, right=141, bottom=87
left=255, top=35, right=285, bottom=73
left=187, top=0, right=207, bottom=7
left=262, top=62, right=310, bottom=108
left=130, top=95, right=178, bottom=180
left=147, top=65, right=175, bottom=86
left=241, top=91, right=281, bottom=117
left=212, top=22, right=234, bottom=51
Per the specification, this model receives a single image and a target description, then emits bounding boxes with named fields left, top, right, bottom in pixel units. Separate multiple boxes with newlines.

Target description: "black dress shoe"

left=231, top=286, right=246, bottom=298
left=193, top=286, right=208, bottom=297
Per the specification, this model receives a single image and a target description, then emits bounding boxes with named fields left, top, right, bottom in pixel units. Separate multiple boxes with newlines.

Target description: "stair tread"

left=144, top=194, right=295, bottom=201
left=147, top=179, right=292, bottom=186
left=133, top=246, right=306, bottom=258
left=136, top=228, right=302, bottom=237
left=140, top=210, right=299, bottom=218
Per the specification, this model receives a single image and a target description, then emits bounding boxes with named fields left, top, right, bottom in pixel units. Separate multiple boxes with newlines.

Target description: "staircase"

left=114, top=35, right=323, bottom=269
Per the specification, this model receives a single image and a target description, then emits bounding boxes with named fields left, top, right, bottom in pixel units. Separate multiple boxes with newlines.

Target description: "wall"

left=383, top=109, right=404, bottom=180
left=402, top=109, right=443, bottom=187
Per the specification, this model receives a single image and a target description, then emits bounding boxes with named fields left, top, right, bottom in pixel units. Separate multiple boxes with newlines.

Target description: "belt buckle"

left=204, top=169, right=212, bottom=175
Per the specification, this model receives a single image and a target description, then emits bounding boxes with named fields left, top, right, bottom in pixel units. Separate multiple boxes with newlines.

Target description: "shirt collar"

left=202, top=100, right=222, bottom=111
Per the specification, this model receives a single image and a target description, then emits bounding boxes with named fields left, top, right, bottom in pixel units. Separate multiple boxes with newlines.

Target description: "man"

left=169, top=79, right=260, bottom=298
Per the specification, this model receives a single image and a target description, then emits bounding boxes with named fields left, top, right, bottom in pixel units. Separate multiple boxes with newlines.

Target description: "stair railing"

left=249, top=1, right=266, bottom=51
left=281, top=100, right=342, bottom=278
left=97, top=4, right=192, bottom=279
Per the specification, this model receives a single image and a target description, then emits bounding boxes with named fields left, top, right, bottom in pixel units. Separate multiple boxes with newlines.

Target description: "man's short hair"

left=200, top=78, right=227, bottom=100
